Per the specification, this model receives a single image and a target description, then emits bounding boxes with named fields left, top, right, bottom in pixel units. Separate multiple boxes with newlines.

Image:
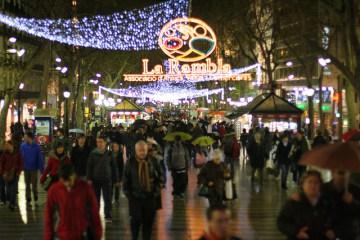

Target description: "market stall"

left=107, top=100, right=146, bottom=127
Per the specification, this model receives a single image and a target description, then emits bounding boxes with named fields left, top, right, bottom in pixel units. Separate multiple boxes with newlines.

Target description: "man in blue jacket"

left=20, top=132, right=44, bottom=207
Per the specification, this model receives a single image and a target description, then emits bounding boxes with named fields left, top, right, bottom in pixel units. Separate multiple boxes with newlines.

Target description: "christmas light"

left=0, top=0, right=189, bottom=50
left=8, top=37, right=16, bottom=43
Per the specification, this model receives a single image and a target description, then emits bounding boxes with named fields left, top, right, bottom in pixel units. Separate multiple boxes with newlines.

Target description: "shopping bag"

left=225, top=180, right=233, bottom=200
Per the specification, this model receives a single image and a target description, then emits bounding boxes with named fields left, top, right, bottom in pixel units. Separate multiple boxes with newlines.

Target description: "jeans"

left=171, top=170, right=188, bottom=196
left=93, top=180, right=112, bottom=218
left=280, top=164, right=290, bottom=187
left=5, top=177, right=18, bottom=206
left=0, top=176, right=6, bottom=203
left=129, top=197, right=157, bottom=240
left=24, top=170, right=38, bottom=202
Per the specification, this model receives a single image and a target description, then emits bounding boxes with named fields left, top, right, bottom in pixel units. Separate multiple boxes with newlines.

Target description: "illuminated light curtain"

left=0, top=0, right=189, bottom=50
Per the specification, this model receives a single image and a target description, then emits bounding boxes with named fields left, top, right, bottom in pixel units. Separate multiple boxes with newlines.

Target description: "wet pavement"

left=0, top=157, right=291, bottom=240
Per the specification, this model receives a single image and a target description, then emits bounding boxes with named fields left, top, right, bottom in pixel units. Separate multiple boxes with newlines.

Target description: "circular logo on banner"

left=158, top=17, right=217, bottom=62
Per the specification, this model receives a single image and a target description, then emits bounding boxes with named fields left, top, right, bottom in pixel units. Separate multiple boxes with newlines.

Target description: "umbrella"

left=299, top=142, right=360, bottom=172
left=342, top=129, right=360, bottom=142
left=69, top=128, right=85, bottom=134
left=163, top=131, right=192, bottom=142
left=192, top=136, right=215, bottom=147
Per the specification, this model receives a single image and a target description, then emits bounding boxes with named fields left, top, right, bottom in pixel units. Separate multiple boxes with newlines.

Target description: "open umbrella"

left=299, top=142, right=360, bottom=171
left=69, top=128, right=85, bottom=134
left=192, top=136, right=215, bottom=147
left=163, top=131, right=192, bottom=142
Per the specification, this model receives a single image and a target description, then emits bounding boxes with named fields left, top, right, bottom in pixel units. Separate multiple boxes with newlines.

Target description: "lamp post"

left=17, top=82, right=24, bottom=123
left=63, top=89, right=71, bottom=137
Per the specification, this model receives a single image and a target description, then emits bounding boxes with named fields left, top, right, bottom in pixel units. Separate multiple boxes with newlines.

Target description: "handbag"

left=198, top=184, right=210, bottom=198
left=42, top=175, right=53, bottom=191
left=2, top=169, right=15, bottom=183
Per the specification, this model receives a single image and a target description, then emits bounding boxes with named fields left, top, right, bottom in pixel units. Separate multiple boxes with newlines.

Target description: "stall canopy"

left=110, top=99, right=143, bottom=112
left=228, top=92, right=303, bottom=120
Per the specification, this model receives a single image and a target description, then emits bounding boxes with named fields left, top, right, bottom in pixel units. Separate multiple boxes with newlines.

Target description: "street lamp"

left=63, top=89, right=71, bottom=137
left=17, top=83, right=24, bottom=123
left=317, top=57, right=331, bottom=131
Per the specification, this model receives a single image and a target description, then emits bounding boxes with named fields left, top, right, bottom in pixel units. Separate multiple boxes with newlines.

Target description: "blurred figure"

left=277, top=170, right=336, bottom=240
left=87, top=135, right=119, bottom=222
left=167, top=135, right=190, bottom=199
left=248, top=133, right=266, bottom=183
left=0, top=140, right=23, bottom=210
left=111, top=141, right=124, bottom=204
left=276, top=135, right=292, bottom=190
left=323, top=170, right=360, bottom=239
left=289, top=131, right=310, bottom=184
left=52, top=128, right=70, bottom=154
left=71, top=135, right=91, bottom=179
left=199, top=204, right=241, bottom=240
left=312, top=129, right=327, bottom=148
left=44, top=164, right=102, bottom=240
left=123, top=140, right=164, bottom=240
left=198, top=149, right=231, bottom=207
left=20, top=131, right=44, bottom=207
left=40, top=142, right=71, bottom=190
left=240, top=129, right=248, bottom=161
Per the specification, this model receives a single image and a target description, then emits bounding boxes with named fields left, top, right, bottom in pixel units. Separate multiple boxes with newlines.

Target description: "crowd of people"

left=0, top=117, right=359, bottom=240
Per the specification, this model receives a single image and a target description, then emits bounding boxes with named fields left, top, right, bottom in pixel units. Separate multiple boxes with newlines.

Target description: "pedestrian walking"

left=87, top=135, right=120, bottom=222
left=40, top=142, right=71, bottom=190
left=44, top=164, right=102, bottom=240
left=240, top=129, right=249, bottom=161
left=289, top=131, right=310, bottom=184
left=123, top=140, right=164, bottom=240
left=276, top=135, right=292, bottom=190
left=312, top=129, right=328, bottom=148
left=52, top=128, right=71, bottom=154
left=247, top=133, right=266, bottom=183
left=167, top=135, right=190, bottom=198
left=198, top=149, right=231, bottom=207
left=277, top=170, right=336, bottom=240
left=0, top=140, right=23, bottom=210
left=198, top=204, right=241, bottom=240
left=20, top=131, right=44, bottom=207
left=71, top=135, right=91, bottom=179
left=111, top=141, right=124, bottom=204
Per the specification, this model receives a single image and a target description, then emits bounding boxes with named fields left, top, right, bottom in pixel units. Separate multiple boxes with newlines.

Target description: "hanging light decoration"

left=0, top=0, right=189, bottom=50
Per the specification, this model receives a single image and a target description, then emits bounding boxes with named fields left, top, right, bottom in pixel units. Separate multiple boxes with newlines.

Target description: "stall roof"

left=110, top=100, right=143, bottom=112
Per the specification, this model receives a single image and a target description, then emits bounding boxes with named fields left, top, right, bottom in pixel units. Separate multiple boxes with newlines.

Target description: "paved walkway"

left=0, top=159, right=291, bottom=240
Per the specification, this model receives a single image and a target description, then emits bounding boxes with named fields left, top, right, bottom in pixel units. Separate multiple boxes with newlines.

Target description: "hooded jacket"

left=40, top=152, right=71, bottom=183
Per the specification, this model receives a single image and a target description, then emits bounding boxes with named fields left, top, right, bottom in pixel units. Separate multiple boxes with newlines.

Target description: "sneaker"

left=105, top=217, right=112, bottom=223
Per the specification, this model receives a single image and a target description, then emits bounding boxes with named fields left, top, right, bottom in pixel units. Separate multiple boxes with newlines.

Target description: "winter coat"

left=123, top=157, right=164, bottom=200
left=247, top=141, right=266, bottom=169
left=167, top=143, right=189, bottom=171
left=289, top=138, right=310, bottom=163
left=0, top=151, right=23, bottom=177
left=20, top=141, right=44, bottom=172
left=322, top=181, right=360, bottom=240
left=277, top=193, right=334, bottom=240
left=40, top=152, right=71, bottom=183
left=71, top=145, right=91, bottom=177
left=44, top=179, right=102, bottom=240
left=111, top=151, right=124, bottom=183
left=198, top=161, right=230, bottom=195
left=276, top=142, right=292, bottom=165
left=87, top=149, right=119, bottom=183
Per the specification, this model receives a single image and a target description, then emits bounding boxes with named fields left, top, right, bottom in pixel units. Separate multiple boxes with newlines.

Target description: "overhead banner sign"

left=124, top=17, right=258, bottom=82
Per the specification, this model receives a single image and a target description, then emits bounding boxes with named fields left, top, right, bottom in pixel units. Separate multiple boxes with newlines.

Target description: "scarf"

left=138, top=159, right=151, bottom=192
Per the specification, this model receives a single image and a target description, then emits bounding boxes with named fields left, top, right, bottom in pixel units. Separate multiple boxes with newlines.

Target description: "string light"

left=0, top=0, right=189, bottom=50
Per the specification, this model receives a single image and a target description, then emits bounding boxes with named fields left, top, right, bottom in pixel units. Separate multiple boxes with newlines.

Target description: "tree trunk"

left=0, top=93, right=12, bottom=146
left=345, top=81, right=358, bottom=129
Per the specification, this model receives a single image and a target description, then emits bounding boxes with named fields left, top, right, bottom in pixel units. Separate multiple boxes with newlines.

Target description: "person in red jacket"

left=0, top=140, right=23, bottom=210
left=40, top=142, right=71, bottom=189
left=44, top=164, right=102, bottom=240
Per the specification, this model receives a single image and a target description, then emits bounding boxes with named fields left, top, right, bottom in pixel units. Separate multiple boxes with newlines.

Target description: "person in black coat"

left=322, top=170, right=360, bottom=240
left=111, top=141, right=124, bottom=204
left=312, top=130, right=328, bottom=148
left=247, top=133, right=266, bottom=183
left=70, top=135, right=91, bottom=179
left=276, top=135, right=292, bottom=189
left=277, top=170, right=336, bottom=240
left=198, top=150, right=231, bottom=207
